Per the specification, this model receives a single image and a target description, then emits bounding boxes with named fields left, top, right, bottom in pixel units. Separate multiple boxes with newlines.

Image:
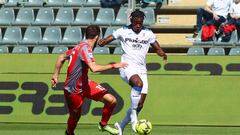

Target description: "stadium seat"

left=0, top=46, right=9, bottom=53
left=33, top=8, right=54, bottom=26
left=13, top=8, right=35, bottom=25
left=187, top=47, right=205, bottom=55
left=32, top=46, right=49, bottom=54
left=71, top=8, right=94, bottom=26
left=93, top=47, right=110, bottom=54
left=23, top=0, right=45, bottom=7
left=0, top=8, right=15, bottom=26
left=52, top=46, right=68, bottom=54
left=60, top=27, right=82, bottom=45
left=84, top=0, right=101, bottom=7
left=207, top=47, right=225, bottom=55
left=193, top=29, right=214, bottom=46
left=45, top=0, right=66, bottom=7
left=113, top=7, right=128, bottom=26
left=12, top=46, right=29, bottom=53
left=141, top=8, right=155, bottom=26
left=39, top=26, right=62, bottom=45
left=0, top=27, right=22, bottom=45
left=19, top=26, right=42, bottom=45
left=64, top=0, right=86, bottom=7
left=4, top=0, right=18, bottom=7
left=103, top=27, right=120, bottom=46
left=94, top=8, right=115, bottom=26
left=0, top=28, right=2, bottom=41
left=229, top=48, right=240, bottom=56
left=214, top=30, right=238, bottom=46
left=113, top=47, right=123, bottom=54
left=53, top=8, right=74, bottom=25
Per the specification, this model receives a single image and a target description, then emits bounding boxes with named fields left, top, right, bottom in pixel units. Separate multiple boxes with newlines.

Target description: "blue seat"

left=0, top=27, right=22, bottom=45
left=84, top=0, right=101, bottom=7
left=0, top=8, right=15, bottom=26
left=39, top=27, right=62, bottom=45
left=113, top=47, right=123, bottom=54
left=32, top=46, right=49, bottom=54
left=52, top=46, right=68, bottom=54
left=214, top=30, right=238, bottom=46
left=4, top=0, right=18, bottom=7
left=0, top=46, right=9, bottom=53
left=33, top=8, right=54, bottom=26
left=45, top=0, right=66, bottom=7
left=12, top=46, right=29, bottom=53
left=19, top=26, right=42, bottom=45
left=141, top=8, right=155, bottom=25
left=207, top=47, right=225, bottom=55
left=72, top=8, right=94, bottom=26
left=24, top=0, right=45, bottom=7
left=112, top=7, right=128, bottom=26
left=60, top=27, right=82, bottom=45
left=187, top=48, right=205, bottom=55
left=93, top=47, right=110, bottom=54
left=0, top=28, right=2, bottom=41
left=103, top=27, right=120, bottom=46
left=94, top=8, right=115, bottom=25
left=64, top=0, right=86, bottom=7
left=229, top=48, right=240, bottom=56
left=13, top=8, right=35, bottom=25
left=53, top=8, right=74, bottom=25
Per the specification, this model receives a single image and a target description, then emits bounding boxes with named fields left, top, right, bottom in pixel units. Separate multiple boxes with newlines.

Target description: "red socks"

left=100, top=103, right=116, bottom=126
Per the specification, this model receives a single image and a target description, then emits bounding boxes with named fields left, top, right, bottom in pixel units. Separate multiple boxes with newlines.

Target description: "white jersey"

left=207, top=0, right=232, bottom=18
left=229, top=3, right=240, bottom=17
left=112, top=25, right=156, bottom=72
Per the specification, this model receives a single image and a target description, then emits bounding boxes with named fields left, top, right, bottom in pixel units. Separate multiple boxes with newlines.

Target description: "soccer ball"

left=135, top=119, right=152, bottom=135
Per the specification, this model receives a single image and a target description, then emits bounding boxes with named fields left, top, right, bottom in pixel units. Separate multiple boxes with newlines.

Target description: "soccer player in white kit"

left=98, top=10, right=167, bottom=135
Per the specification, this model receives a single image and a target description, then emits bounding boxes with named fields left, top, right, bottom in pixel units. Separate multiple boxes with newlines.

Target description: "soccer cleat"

left=98, top=123, right=119, bottom=135
left=114, top=122, right=123, bottom=135
left=131, top=120, right=137, bottom=132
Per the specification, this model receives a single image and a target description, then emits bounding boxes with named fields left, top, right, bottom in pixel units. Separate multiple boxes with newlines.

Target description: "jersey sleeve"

left=148, top=30, right=157, bottom=44
left=80, top=46, right=95, bottom=65
left=112, top=27, right=123, bottom=40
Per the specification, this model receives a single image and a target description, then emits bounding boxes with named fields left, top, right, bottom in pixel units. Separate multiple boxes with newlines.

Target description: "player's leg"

left=87, top=80, right=119, bottom=135
left=64, top=90, right=84, bottom=135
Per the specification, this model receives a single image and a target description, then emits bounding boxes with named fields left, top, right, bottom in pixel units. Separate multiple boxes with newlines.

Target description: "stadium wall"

left=0, top=54, right=240, bottom=126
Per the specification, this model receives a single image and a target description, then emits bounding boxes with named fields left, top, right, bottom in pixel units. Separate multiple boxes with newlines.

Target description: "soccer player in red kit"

left=51, top=25, right=128, bottom=135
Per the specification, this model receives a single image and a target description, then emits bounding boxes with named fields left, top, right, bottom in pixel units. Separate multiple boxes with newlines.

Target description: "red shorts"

left=64, top=80, right=108, bottom=113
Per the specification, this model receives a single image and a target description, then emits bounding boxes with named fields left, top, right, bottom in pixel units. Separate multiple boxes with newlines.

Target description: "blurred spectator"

left=141, top=0, right=163, bottom=8
left=100, top=0, right=123, bottom=8
left=0, top=0, right=6, bottom=4
left=229, top=0, right=240, bottom=29
left=193, top=0, right=232, bottom=38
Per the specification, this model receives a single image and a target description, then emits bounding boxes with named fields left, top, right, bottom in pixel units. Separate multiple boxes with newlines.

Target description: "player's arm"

left=88, top=62, right=128, bottom=73
left=151, top=41, right=167, bottom=63
left=98, top=35, right=115, bottom=47
left=51, top=54, right=68, bottom=87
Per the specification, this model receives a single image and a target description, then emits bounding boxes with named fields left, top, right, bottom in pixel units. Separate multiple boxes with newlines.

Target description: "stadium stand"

left=0, top=46, right=9, bottom=53
left=53, top=7, right=74, bottom=25
left=214, top=30, right=238, bottom=46
left=187, top=47, right=204, bottom=56
left=94, top=8, right=115, bottom=26
left=23, top=0, right=45, bottom=7
left=93, top=46, right=110, bottom=54
left=13, top=8, right=35, bottom=25
left=103, top=27, right=120, bottom=46
left=12, top=46, right=29, bottom=53
left=32, top=46, right=49, bottom=53
left=0, top=8, right=15, bottom=26
left=33, top=7, right=54, bottom=26
left=0, top=27, right=22, bottom=45
left=112, top=7, right=128, bottom=26
left=4, top=0, right=18, bottom=7
left=71, top=8, right=94, bottom=26
left=207, top=47, right=225, bottom=56
left=64, top=0, right=86, bottom=7
left=60, top=26, right=82, bottom=45
left=52, top=46, right=68, bottom=53
left=84, top=0, right=101, bottom=7
left=39, top=26, right=62, bottom=45
left=113, top=46, right=123, bottom=54
left=19, top=26, right=42, bottom=45
left=229, top=48, right=240, bottom=56
left=45, top=0, right=66, bottom=7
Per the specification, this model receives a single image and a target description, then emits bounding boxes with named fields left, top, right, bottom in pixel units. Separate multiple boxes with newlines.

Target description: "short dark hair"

left=130, top=9, right=145, bottom=20
left=86, top=25, right=100, bottom=39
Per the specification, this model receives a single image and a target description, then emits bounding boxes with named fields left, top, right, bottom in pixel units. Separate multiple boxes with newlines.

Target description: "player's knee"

left=111, top=96, right=117, bottom=106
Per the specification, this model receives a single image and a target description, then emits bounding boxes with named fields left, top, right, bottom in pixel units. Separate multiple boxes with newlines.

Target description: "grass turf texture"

left=1, top=123, right=240, bottom=135
left=0, top=54, right=240, bottom=126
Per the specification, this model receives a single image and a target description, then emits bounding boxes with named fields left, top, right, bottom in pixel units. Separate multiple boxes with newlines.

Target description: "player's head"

left=130, top=9, right=145, bottom=33
left=86, top=25, right=100, bottom=48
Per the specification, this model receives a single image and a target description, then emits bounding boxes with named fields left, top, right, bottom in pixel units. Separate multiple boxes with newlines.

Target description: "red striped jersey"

left=64, top=42, right=95, bottom=93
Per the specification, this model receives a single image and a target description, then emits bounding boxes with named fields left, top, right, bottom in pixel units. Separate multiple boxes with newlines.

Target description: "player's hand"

left=97, top=39, right=105, bottom=47
left=51, top=75, right=58, bottom=88
left=213, top=13, right=219, bottom=20
left=163, top=55, right=167, bottom=64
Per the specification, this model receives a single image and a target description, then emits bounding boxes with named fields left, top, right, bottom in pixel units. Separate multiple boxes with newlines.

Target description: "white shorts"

left=119, top=65, right=148, bottom=94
